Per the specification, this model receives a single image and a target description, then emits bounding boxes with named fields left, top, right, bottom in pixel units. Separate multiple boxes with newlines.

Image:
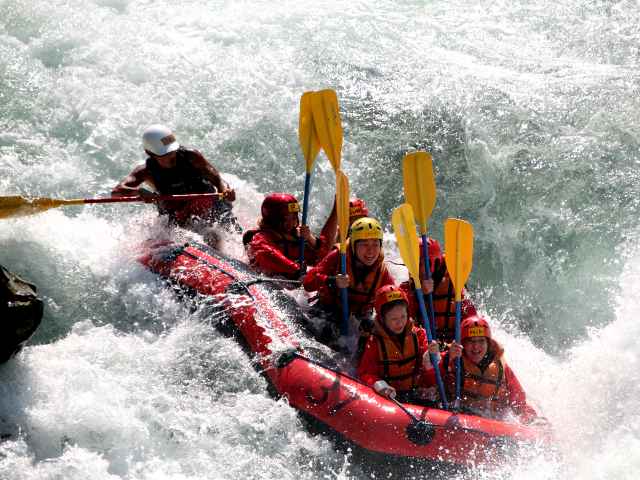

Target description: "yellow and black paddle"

left=297, top=91, right=321, bottom=267
left=444, top=218, right=474, bottom=409
left=392, top=203, right=449, bottom=409
left=336, top=169, right=350, bottom=336
left=0, top=193, right=223, bottom=220
left=402, top=151, right=438, bottom=336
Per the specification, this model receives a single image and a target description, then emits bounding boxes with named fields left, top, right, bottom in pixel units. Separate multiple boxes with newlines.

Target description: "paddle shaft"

left=298, top=172, right=312, bottom=268
left=415, top=288, right=449, bottom=409
left=389, top=396, right=420, bottom=423
left=103, top=193, right=223, bottom=204
left=339, top=252, right=349, bottom=336
left=454, top=301, right=462, bottom=409
left=420, top=233, right=438, bottom=338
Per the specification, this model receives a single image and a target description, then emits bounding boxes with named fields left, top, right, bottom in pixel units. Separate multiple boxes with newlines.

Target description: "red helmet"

left=419, top=237, right=442, bottom=262
left=261, top=193, right=300, bottom=227
left=461, top=315, right=491, bottom=341
left=374, top=285, right=408, bottom=320
left=349, top=198, right=369, bottom=222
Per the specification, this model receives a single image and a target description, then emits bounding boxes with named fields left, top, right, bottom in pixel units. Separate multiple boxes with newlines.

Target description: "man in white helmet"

left=112, top=124, right=240, bottom=244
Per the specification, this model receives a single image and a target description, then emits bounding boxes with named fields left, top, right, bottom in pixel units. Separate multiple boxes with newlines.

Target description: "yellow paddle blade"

left=299, top=91, right=321, bottom=173
left=403, top=151, right=436, bottom=236
left=392, top=203, right=422, bottom=290
left=310, top=89, right=343, bottom=172
left=336, top=170, right=350, bottom=253
left=444, top=218, right=474, bottom=301
left=0, top=196, right=84, bottom=220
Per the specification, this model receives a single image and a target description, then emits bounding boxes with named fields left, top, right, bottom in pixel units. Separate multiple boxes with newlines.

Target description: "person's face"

left=384, top=304, right=408, bottom=334
left=354, top=239, right=380, bottom=266
left=283, top=212, right=299, bottom=232
left=463, top=337, right=488, bottom=364
left=153, top=150, right=177, bottom=168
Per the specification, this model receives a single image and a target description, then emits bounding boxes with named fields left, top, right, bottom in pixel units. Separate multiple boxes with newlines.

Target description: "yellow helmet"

left=349, top=217, right=383, bottom=249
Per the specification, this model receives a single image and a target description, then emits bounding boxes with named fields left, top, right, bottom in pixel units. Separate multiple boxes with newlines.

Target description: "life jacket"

left=444, top=340, right=510, bottom=418
left=430, top=270, right=457, bottom=341
left=146, top=147, right=217, bottom=195
left=146, top=147, right=218, bottom=223
left=371, top=321, right=421, bottom=392
left=345, top=246, right=386, bottom=317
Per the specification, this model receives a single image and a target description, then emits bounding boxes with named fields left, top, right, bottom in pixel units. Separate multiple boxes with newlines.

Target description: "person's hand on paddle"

left=447, top=342, right=463, bottom=371
left=373, top=380, right=397, bottom=399
left=137, top=187, right=160, bottom=203
left=299, top=224, right=317, bottom=246
left=335, top=273, right=349, bottom=289
left=422, top=340, right=441, bottom=370
left=221, top=187, right=236, bottom=202
left=421, top=277, right=434, bottom=295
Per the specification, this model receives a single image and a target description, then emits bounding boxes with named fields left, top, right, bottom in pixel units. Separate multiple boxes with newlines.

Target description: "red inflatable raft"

left=139, top=241, right=553, bottom=470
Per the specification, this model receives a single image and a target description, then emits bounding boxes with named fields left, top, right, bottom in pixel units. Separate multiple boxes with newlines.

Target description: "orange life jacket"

left=372, top=322, right=421, bottom=392
left=446, top=342, right=510, bottom=418
left=431, top=273, right=457, bottom=340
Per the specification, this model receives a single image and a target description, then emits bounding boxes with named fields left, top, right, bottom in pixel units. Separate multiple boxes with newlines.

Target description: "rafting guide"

left=112, top=124, right=241, bottom=246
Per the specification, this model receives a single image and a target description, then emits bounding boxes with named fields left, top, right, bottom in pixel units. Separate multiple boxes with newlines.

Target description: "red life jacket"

left=242, top=228, right=321, bottom=266
left=430, top=270, right=458, bottom=341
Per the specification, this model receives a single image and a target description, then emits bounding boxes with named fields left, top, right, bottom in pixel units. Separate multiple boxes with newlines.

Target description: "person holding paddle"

left=423, top=315, right=541, bottom=424
left=242, top=193, right=334, bottom=280
left=321, top=197, right=370, bottom=246
left=112, top=125, right=240, bottom=245
left=357, top=285, right=440, bottom=404
left=302, top=216, right=396, bottom=349
left=399, top=237, right=477, bottom=344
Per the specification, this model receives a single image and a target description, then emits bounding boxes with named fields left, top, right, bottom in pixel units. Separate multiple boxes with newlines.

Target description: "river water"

left=1, top=1, right=639, bottom=478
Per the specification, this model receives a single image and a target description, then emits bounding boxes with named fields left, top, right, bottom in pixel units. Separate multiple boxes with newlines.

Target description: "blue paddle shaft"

left=415, top=289, right=449, bottom=409
left=298, top=172, right=312, bottom=267
left=339, top=252, right=349, bottom=336
left=420, top=234, right=437, bottom=339
left=455, top=301, right=462, bottom=405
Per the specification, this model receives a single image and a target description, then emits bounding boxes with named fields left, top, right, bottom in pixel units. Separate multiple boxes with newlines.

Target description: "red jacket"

left=244, top=228, right=328, bottom=279
left=303, top=246, right=395, bottom=317
left=424, top=340, right=538, bottom=423
left=357, top=322, right=430, bottom=391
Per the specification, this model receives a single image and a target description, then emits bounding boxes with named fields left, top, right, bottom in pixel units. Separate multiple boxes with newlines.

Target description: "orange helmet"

left=461, top=315, right=491, bottom=341
left=261, top=193, right=300, bottom=227
left=374, top=285, right=408, bottom=320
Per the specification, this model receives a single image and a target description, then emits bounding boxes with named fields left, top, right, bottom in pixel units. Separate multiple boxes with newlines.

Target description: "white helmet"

left=142, top=124, right=179, bottom=156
